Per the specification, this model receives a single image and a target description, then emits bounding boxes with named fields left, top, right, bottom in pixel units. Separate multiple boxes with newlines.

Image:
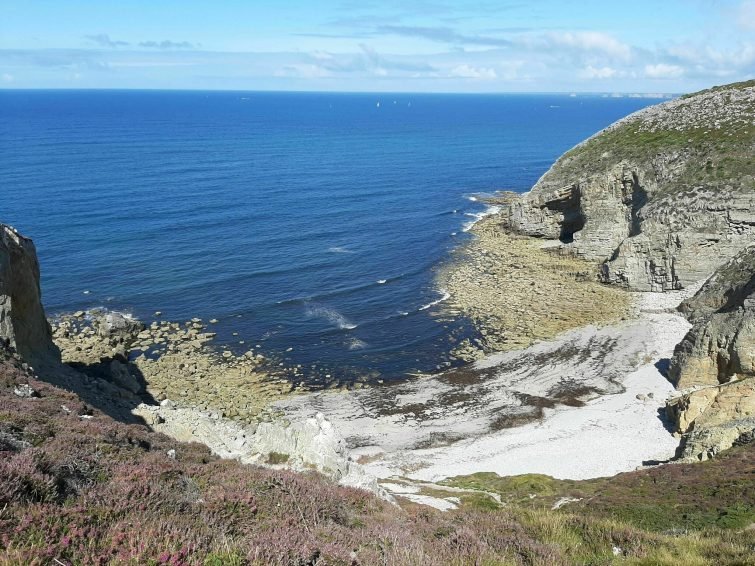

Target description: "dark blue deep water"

left=2, top=90, right=664, bottom=383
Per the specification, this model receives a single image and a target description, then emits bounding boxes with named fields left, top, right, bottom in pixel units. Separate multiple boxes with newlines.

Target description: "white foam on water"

left=348, top=337, right=368, bottom=350
left=327, top=246, right=355, bottom=254
left=462, top=205, right=501, bottom=232
left=418, top=290, right=450, bottom=311
left=306, top=305, right=358, bottom=330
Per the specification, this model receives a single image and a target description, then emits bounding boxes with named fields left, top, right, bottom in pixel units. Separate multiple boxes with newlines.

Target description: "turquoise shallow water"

left=1, top=90, right=664, bottom=384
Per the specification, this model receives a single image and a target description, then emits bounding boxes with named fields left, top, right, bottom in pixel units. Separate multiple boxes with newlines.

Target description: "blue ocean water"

left=1, top=90, right=664, bottom=384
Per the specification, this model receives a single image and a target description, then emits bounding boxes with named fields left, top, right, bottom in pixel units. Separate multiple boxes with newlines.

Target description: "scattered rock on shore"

left=51, top=310, right=298, bottom=424
left=440, top=217, right=632, bottom=359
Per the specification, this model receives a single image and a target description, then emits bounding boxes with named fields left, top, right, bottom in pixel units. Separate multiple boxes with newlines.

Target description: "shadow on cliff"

left=35, top=355, right=157, bottom=425
left=654, top=358, right=671, bottom=379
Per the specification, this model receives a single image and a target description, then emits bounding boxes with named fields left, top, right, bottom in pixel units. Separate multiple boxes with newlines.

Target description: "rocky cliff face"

left=0, top=224, right=60, bottom=367
left=670, top=245, right=755, bottom=389
left=501, top=80, right=755, bottom=291
left=666, top=246, right=755, bottom=461
left=499, top=80, right=755, bottom=461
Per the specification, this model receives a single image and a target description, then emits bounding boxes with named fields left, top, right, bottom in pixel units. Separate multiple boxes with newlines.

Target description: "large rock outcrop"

left=501, top=80, right=755, bottom=291
left=0, top=224, right=60, bottom=367
left=134, top=402, right=389, bottom=499
left=670, top=245, right=755, bottom=389
left=666, top=246, right=755, bottom=460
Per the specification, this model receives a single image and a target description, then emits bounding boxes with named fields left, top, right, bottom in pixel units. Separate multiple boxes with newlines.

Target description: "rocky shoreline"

left=3, top=80, right=754, bottom=515
left=50, top=309, right=298, bottom=424
left=440, top=213, right=633, bottom=360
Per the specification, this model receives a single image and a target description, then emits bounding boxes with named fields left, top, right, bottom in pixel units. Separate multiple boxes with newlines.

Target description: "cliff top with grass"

left=538, top=79, right=755, bottom=194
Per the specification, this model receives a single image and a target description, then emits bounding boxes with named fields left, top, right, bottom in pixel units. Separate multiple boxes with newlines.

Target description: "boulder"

left=95, top=312, right=144, bottom=346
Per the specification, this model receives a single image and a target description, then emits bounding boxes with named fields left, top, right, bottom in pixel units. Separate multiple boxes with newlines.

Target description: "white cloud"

left=543, top=32, right=632, bottom=61
left=644, top=63, right=685, bottom=79
left=449, top=64, right=497, bottom=79
left=2, top=73, right=13, bottom=82
left=274, top=64, right=332, bottom=79
left=737, top=0, right=755, bottom=30
left=580, top=65, right=618, bottom=79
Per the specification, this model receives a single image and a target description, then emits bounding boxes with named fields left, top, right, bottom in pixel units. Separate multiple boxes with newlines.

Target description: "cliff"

left=666, top=246, right=755, bottom=461
left=0, top=224, right=60, bottom=367
left=495, top=79, right=755, bottom=461
left=501, top=80, right=755, bottom=291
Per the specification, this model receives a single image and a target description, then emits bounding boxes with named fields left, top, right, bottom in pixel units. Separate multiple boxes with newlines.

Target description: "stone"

left=108, top=359, right=143, bottom=394
left=664, top=245, right=755, bottom=459
left=133, top=403, right=390, bottom=500
left=96, top=312, right=144, bottom=346
left=669, top=246, right=755, bottom=389
left=13, top=383, right=38, bottom=398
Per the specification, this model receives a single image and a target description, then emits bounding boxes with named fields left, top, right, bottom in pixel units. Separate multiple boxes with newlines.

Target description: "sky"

left=1, top=0, right=754, bottom=93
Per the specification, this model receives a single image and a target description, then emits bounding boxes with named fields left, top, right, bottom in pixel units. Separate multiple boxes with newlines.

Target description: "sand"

left=271, top=284, right=701, bottom=496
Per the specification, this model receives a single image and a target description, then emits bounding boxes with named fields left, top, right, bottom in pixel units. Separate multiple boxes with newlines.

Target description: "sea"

left=1, top=90, right=666, bottom=385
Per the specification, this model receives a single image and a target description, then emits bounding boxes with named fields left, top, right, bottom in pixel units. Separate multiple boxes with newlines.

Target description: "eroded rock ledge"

left=498, top=80, right=755, bottom=292
left=666, top=245, right=755, bottom=461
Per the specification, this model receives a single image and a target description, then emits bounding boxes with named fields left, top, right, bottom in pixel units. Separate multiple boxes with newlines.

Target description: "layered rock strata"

left=666, top=246, right=755, bottom=460
left=499, top=80, right=755, bottom=292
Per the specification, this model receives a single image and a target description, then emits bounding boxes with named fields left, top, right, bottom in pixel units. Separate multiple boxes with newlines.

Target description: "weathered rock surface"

left=499, top=80, right=755, bottom=292
left=669, top=246, right=755, bottom=389
left=441, top=217, right=631, bottom=358
left=667, top=380, right=755, bottom=461
left=95, top=312, right=144, bottom=346
left=0, top=224, right=60, bottom=366
left=666, top=245, right=755, bottom=460
left=133, top=402, right=388, bottom=499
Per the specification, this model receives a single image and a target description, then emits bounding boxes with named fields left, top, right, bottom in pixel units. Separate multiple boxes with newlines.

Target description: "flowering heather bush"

left=1, top=352, right=754, bottom=565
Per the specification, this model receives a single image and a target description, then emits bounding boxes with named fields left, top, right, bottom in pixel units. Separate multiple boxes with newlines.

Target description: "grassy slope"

left=552, top=79, right=755, bottom=193
left=444, top=441, right=755, bottom=532
left=2, top=351, right=755, bottom=565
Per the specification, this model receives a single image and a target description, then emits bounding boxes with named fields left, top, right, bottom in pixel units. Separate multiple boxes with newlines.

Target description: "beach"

left=269, top=215, right=703, bottom=503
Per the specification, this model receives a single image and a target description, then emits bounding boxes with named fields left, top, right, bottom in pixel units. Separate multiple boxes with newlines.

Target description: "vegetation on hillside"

left=2, top=349, right=754, bottom=565
left=554, top=81, right=755, bottom=192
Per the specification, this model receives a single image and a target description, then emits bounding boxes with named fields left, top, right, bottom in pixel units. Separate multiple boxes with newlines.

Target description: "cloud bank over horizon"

left=0, top=0, right=753, bottom=92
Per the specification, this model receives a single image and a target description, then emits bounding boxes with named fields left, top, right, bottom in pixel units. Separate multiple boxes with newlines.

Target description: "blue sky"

left=1, top=0, right=754, bottom=92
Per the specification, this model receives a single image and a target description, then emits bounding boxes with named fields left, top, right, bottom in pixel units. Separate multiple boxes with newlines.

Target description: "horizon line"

left=0, top=86, right=681, bottom=97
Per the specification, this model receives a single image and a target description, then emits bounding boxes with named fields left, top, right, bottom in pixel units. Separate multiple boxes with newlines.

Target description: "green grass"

left=550, top=81, right=755, bottom=200
left=444, top=442, right=755, bottom=534
left=265, top=451, right=290, bottom=465
left=3, top=335, right=755, bottom=564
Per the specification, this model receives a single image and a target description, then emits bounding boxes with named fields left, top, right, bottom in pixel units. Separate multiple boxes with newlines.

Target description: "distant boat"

left=376, top=101, right=380, bottom=108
